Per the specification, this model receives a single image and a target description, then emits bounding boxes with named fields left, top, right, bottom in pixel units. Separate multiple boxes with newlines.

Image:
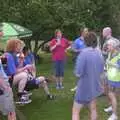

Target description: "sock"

left=59, top=82, right=63, bottom=87
left=56, top=82, right=59, bottom=87
left=44, top=85, right=50, bottom=95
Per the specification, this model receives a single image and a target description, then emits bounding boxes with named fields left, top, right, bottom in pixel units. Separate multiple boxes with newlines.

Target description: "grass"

left=10, top=54, right=120, bottom=120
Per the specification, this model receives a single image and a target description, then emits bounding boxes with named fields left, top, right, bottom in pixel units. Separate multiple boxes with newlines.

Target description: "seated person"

left=17, top=47, right=55, bottom=100
left=4, top=39, right=33, bottom=104
left=0, top=57, right=16, bottom=120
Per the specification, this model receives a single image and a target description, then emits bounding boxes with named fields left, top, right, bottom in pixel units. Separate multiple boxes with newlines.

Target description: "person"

left=72, top=32, right=104, bottom=120
left=72, top=27, right=88, bottom=61
left=50, top=29, right=70, bottom=89
left=19, top=47, right=55, bottom=100
left=22, top=47, right=36, bottom=77
left=102, top=27, right=120, bottom=114
left=70, top=27, right=88, bottom=92
left=4, top=39, right=33, bottom=104
left=102, top=27, right=120, bottom=62
left=0, top=57, right=16, bottom=120
left=104, top=42, right=120, bottom=120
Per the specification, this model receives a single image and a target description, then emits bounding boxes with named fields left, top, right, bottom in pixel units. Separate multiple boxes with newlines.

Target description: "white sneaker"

left=104, top=106, right=113, bottom=113
left=108, top=114, right=118, bottom=120
left=16, top=96, right=32, bottom=104
left=70, top=86, right=77, bottom=92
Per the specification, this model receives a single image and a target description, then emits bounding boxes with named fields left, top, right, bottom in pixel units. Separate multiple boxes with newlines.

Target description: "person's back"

left=72, top=32, right=104, bottom=120
left=76, top=48, right=104, bottom=100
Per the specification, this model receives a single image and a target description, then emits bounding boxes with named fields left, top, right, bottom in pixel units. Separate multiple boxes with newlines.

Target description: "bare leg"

left=13, top=72, right=28, bottom=93
left=38, top=76, right=50, bottom=95
left=56, top=76, right=60, bottom=88
left=59, top=77, right=64, bottom=88
left=89, top=99, right=97, bottom=120
left=108, top=91, right=117, bottom=115
left=8, top=112, right=16, bottom=120
left=72, top=102, right=83, bottom=120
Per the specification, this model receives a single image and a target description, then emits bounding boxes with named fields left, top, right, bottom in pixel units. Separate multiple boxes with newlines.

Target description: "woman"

left=50, top=29, right=70, bottom=89
left=4, top=39, right=33, bottom=104
left=72, top=32, right=104, bottom=120
left=104, top=41, right=120, bottom=120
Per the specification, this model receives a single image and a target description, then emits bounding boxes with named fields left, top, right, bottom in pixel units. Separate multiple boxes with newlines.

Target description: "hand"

left=56, top=41, right=61, bottom=46
left=25, top=64, right=33, bottom=71
left=4, top=86, right=12, bottom=92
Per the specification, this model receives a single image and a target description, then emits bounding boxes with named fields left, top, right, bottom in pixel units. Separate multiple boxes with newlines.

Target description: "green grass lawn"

left=14, top=54, right=120, bottom=120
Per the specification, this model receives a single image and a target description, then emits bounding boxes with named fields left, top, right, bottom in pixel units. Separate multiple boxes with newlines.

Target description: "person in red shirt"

left=50, top=29, right=70, bottom=89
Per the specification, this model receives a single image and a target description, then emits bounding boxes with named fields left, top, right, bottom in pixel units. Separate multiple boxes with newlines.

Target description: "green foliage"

left=0, top=0, right=120, bottom=53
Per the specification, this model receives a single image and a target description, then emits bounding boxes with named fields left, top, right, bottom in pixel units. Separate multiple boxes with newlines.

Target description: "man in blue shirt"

left=72, top=27, right=88, bottom=61
left=71, top=28, right=88, bottom=92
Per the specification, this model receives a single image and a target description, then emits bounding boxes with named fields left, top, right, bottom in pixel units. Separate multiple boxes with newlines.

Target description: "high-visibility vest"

left=107, top=53, right=120, bottom=82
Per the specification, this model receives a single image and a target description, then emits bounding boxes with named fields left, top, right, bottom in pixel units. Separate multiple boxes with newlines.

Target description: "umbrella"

left=0, top=22, right=32, bottom=41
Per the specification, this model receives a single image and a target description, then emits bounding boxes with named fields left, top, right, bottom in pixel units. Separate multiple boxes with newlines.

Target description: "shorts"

left=25, top=78, right=39, bottom=91
left=0, top=90, right=15, bottom=115
left=53, top=60, right=64, bottom=77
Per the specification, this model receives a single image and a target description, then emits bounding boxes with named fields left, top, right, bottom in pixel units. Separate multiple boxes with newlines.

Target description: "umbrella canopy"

left=0, top=22, right=32, bottom=41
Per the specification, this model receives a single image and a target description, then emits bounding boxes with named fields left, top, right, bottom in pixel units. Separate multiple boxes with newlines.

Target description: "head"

left=22, top=46, right=30, bottom=56
left=17, top=52, right=25, bottom=62
left=102, top=27, right=112, bottom=39
left=80, top=27, right=89, bottom=38
left=107, top=40, right=119, bottom=53
left=84, top=32, right=97, bottom=48
left=6, top=39, right=24, bottom=53
left=55, top=29, right=62, bottom=39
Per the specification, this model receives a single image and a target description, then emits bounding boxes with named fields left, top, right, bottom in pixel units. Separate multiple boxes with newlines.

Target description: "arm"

left=0, top=78, right=9, bottom=90
left=74, top=52, right=85, bottom=78
left=50, top=39, right=60, bottom=51
left=50, top=44, right=58, bottom=51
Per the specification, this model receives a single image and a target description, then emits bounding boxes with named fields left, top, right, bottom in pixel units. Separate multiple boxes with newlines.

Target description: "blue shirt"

left=0, top=59, right=8, bottom=82
left=24, top=53, right=34, bottom=66
left=4, top=52, right=19, bottom=76
left=74, top=47, right=104, bottom=103
left=72, top=37, right=86, bottom=52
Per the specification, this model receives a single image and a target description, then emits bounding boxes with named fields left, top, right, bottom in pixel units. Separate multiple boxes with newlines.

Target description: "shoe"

left=47, top=94, right=55, bottom=100
left=70, top=86, right=77, bottom=92
left=16, top=96, right=32, bottom=104
left=104, top=106, right=113, bottom=113
left=56, top=85, right=60, bottom=90
left=60, top=85, right=64, bottom=89
left=108, top=114, right=118, bottom=120
left=23, top=90, right=32, bottom=97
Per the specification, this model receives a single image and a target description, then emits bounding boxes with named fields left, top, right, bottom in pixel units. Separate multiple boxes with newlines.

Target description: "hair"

left=102, top=27, right=112, bottom=36
left=54, top=29, right=62, bottom=36
left=79, top=27, right=88, bottom=35
left=6, top=39, right=23, bottom=52
left=84, top=32, right=97, bottom=48
left=22, top=46, right=29, bottom=55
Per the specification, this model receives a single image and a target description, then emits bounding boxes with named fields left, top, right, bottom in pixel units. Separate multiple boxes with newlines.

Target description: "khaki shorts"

left=0, top=90, right=15, bottom=115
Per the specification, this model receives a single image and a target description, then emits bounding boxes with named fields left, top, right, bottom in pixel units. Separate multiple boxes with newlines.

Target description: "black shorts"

left=25, top=79, right=39, bottom=91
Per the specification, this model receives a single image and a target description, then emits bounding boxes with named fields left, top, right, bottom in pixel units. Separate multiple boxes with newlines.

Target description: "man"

left=72, top=27, right=88, bottom=61
left=102, top=27, right=120, bottom=61
left=71, top=28, right=88, bottom=92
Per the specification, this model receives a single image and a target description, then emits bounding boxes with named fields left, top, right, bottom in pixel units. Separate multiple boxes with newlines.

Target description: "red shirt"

left=50, top=37, right=70, bottom=61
